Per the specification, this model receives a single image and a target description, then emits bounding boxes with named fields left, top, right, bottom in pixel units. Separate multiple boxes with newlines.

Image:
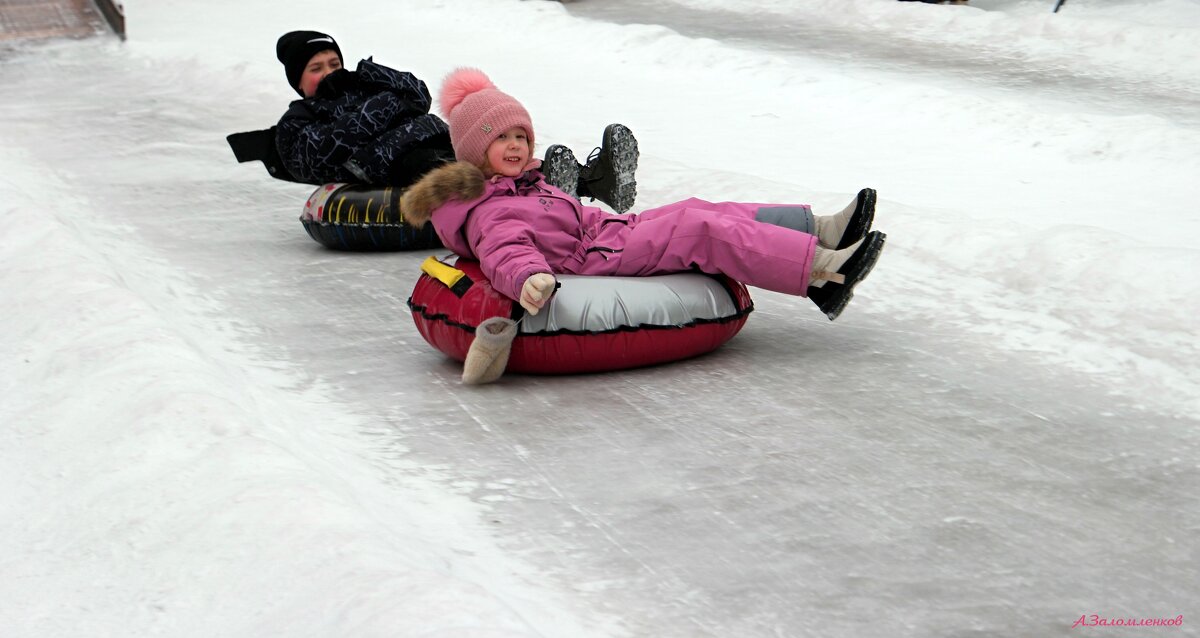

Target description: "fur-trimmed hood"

left=399, top=161, right=488, bottom=229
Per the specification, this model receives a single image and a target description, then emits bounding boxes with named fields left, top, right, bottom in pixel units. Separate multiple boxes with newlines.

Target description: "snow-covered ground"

left=2, top=1, right=1197, bottom=636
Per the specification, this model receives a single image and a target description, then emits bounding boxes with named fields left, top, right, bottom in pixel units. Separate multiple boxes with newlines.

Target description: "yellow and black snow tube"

left=300, top=183, right=441, bottom=251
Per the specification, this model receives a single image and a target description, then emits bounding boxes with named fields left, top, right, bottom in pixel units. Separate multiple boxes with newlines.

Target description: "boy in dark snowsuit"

left=235, top=30, right=638, bottom=213
left=274, top=32, right=452, bottom=189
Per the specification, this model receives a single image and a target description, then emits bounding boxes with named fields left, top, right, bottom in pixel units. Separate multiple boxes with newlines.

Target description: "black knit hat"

left=276, top=30, right=343, bottom=96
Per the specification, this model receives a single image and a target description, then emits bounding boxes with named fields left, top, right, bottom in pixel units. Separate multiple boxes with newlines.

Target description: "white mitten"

left=519, top=273, right=556, bottom=315
left=462, top=317, right=518, bottom=385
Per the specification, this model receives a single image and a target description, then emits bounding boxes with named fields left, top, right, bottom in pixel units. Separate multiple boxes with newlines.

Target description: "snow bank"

left=671, top=0, right=1200, bottom=88
left=0, top=148, right=603, bottom=636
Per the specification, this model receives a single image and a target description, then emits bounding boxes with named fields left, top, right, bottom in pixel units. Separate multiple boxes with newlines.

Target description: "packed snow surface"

left=2, top=0, right=1197, bottom=636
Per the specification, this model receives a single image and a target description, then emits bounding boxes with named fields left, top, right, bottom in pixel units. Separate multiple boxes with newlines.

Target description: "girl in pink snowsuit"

left=402, top=69, right=886, bottom=321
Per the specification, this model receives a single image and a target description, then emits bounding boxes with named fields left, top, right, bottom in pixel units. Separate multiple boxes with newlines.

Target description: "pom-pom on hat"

left=276, top=30, right=342, bottom=96
left=439, top=68, right=534, bottom=168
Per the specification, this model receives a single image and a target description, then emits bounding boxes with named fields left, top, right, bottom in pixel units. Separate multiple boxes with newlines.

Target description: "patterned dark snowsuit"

left=274, top=58, right=452, bottom=186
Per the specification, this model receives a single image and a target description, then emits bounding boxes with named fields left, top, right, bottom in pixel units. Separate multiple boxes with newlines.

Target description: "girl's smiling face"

left=483, top=126, right=530, bottom=177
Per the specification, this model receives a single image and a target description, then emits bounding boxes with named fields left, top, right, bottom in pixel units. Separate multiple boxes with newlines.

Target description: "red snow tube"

left=408, top=258, right=754, bottom=374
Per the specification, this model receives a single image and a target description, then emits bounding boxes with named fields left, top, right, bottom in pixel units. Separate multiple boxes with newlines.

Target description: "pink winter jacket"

left=401, top=162, right=629, bottom=302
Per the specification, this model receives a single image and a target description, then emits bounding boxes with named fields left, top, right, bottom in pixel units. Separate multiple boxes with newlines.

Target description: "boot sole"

left=542, top=145, right=580, bottom=199
left=837, top=188, right=877, bottom=250
left=810, top=230, right=887, bottom=321
left=601, top=123, right=639, bottom=213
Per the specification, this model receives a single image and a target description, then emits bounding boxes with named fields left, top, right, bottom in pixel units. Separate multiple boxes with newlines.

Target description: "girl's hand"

left=519, top=273, right=556, bottom=315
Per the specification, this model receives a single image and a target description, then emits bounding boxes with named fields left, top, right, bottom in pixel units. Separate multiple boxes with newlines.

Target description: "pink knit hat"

left=439, top=68, right=535, bottom=168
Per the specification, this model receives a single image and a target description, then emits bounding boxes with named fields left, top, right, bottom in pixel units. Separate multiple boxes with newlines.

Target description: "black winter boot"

left=578, top=124, right=639, bottom=214
left=542, top=144, right=582, bottom=199
left=807, top=230, right=887, bottom=321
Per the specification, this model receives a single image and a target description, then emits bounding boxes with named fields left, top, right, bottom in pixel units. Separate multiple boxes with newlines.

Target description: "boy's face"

left=298, top=49, right=343, bottom=97
left=484, top=127, right=531, bottom=178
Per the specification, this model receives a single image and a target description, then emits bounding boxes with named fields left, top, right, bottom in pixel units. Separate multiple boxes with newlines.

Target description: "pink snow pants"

left=562, top=198, right=818, bottom=296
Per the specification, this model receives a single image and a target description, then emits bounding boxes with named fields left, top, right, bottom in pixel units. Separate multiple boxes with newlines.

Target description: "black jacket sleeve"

left=355, top=57, right=434, bottom=118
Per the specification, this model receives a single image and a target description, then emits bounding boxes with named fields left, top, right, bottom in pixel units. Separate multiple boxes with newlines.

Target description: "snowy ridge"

left=0, top=150, right=603, bottom=636
left=670, top=0, right=1200, bottom=88
left=898, top=213, right=1200, bottom=415
left=643, top=156, right=1200, bottom=416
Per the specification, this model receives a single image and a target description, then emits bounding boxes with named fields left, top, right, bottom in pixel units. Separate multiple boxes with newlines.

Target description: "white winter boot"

left=814, top=188, right=876, bottom=250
